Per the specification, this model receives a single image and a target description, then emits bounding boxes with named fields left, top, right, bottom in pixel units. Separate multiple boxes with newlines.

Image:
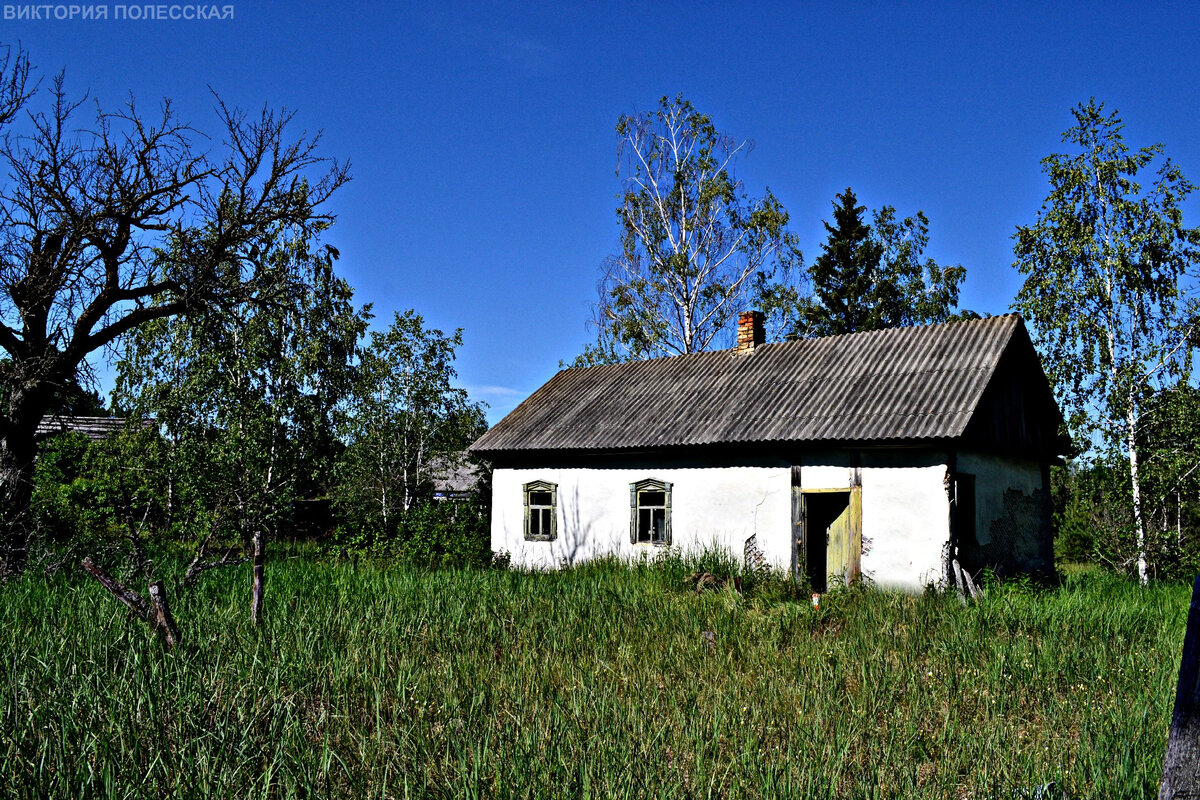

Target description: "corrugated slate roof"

left=472, top=315, right=1032, bottom=454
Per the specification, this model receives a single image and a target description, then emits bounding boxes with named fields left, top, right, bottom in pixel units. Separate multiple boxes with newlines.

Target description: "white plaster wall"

left=797, top=451, right=951, bottom=591
left=492, top=450, right=959, bottom=591
left=859, top=462, right=950, bottom=590
left=800, top=463, right=855, bottom=490
left=492, top=463, right=793, bottom=569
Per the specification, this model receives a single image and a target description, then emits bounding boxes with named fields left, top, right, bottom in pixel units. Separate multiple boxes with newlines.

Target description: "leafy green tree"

left=114, top=232, right=367, bottom=577
left=579, top=95, right=801, bottom=363
left=335, top=310, right=486, bottom=540
left=0, top=47, right=347, bottom=576
left=1013, top=99, right=1200, bottom=584
left=1136, top=384, right=1200, bottom=575
left=31, top=426, right=167, bottom=574
left=788, top=187, right=970, bottom=338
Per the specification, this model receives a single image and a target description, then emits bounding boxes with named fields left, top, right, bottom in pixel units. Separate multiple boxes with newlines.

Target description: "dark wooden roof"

left=471, top=314, right=1065, bottom=458
left=429, top=454, right=482, bottom=495
left=35, top=416, right=130, bottom=442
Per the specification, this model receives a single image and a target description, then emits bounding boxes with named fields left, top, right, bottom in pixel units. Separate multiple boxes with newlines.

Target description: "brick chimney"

left=736, top=310, right=764, bottom=353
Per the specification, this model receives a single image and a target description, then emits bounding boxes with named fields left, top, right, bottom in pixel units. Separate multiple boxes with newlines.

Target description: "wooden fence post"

left=1161, top=575, right=1200, bottom=800
left=250, top=531, right=265, bottom=626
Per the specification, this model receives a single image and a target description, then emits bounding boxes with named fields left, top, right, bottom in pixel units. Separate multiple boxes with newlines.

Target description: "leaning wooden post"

left=1160, top=575, right=1200, bottom=799
left=250, top=531, right=265, bottom=626
left=81, top=558, right=179, bottom=649
left=81, top=557, right=150, bottom=619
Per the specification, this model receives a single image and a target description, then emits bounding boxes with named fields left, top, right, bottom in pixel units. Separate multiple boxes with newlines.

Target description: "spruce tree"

left=788, top=188, right=969, bottom=339
left=802, top=188, right=883, bottom=337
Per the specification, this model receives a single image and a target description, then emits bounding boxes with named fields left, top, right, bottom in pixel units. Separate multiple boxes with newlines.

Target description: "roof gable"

left=472, top=315, right=1062, bottom=456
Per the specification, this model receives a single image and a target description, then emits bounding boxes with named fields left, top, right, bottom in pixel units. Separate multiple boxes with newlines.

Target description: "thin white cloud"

left=469, top=384, right=523, bottom=398
left=486, top=30, right=558, bottom=76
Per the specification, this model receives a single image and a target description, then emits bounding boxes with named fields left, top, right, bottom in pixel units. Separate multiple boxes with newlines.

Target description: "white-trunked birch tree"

left=114, top=233, right=366, bottom=586
left=1014, top=99, right=1200, bottom=585
left=579, top=95, right=801, bottom=364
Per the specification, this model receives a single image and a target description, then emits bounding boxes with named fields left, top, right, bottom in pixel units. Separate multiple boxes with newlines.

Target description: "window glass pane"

left=530, top=509, right=543, bottom=538
left=652, top=509, right=665, bottom=542
left=529, top=491, right=552, bottom=506
left=639, top=490, right=665, bottom=507
left=638, top=508, right=652, bottom=542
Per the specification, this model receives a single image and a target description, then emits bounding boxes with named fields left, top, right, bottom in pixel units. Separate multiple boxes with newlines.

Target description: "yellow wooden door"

left=826, top=503, right=853, bottom=587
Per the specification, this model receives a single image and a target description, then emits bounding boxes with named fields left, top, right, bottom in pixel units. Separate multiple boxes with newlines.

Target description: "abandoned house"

left=470, top=312, right=1067, bottom=591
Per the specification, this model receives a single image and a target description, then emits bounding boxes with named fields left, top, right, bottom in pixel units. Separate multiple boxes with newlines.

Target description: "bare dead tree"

left=0, top=44, right=33, bottom=127
left=0, top=49, right=348, bottom=576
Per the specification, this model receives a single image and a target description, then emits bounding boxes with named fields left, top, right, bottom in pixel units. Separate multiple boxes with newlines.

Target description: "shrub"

left=331, top=497, right=495, bottom=569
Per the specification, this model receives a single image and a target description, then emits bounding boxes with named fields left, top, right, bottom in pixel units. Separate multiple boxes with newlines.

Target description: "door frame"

left=792, top=486, right=862, bottom=588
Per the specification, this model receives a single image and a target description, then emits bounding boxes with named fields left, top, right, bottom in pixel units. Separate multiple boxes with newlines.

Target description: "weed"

left=0, top=558, right=1184, bottom=798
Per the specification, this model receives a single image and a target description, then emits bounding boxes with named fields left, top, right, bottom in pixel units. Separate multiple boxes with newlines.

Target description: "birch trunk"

left=1128, top=404, right=1148, bottom=585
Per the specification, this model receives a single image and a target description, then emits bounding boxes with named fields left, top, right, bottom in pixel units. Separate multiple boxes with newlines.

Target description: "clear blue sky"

left=7, top=1, right=1200, bottom=423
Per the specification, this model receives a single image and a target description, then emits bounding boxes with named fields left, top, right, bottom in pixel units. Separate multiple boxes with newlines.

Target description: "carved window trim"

left=523, top=480, right=557, bottom=541
left=630, top=478, right=672, bottom=546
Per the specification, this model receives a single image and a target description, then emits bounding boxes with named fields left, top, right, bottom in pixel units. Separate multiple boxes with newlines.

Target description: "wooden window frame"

left=523, top=480, right=557, bottom=542
left=629, top=479, right=672, bottom=546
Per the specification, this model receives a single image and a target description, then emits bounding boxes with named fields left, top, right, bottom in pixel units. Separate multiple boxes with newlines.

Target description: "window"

left=523, top=481, right=557, bottom=541
left=630, top=479, right=672, bottom=545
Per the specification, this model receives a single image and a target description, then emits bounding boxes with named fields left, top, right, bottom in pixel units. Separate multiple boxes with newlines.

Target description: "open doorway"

left=801, top=490, right=860, bottom=592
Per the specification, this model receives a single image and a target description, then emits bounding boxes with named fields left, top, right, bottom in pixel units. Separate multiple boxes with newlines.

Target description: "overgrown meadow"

left=0, top=555, right=1187, bottom=799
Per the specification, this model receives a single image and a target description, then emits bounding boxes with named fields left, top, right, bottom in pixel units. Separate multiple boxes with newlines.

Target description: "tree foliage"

left=579, top=95, right=801, bottom=363
left=1013, top=99, right=1200, bottom=583
left=0, top=46, right=348, bottom=574
left=787, top=187, right=970, bottom=338
left=113, top=233, right=367, bottom=570
left=31, top=426, right=166, bottom=576
left=335, top=310, right=486, bottom=540
left=1054, top=388, right=1200, bottom=580
left=1137, top=384, right=1200, bottom=573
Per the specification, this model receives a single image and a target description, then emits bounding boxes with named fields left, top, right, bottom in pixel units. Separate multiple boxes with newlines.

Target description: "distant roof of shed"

left=429, top=453, right=482, bottom=495
left=471, top=314, right=1062, bottom=456
left=36, top=416, right=146, bottom=442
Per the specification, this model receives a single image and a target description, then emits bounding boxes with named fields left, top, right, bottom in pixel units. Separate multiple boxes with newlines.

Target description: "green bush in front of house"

left=30, top=428, right=170, bottom=569
left=330, top=498, right=494, bottom=569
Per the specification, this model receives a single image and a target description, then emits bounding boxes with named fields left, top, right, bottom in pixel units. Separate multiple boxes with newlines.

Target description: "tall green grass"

left=0, top=557, right=1187, bottom=798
